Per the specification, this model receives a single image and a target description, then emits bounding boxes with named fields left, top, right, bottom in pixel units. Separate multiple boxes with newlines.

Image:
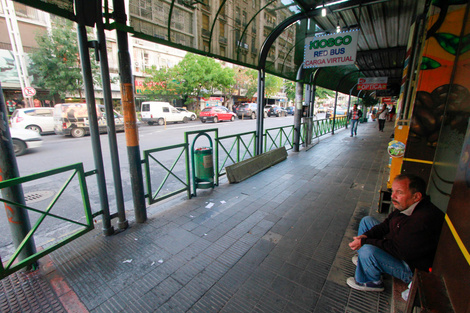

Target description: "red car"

left=199, top=106, right=236, bottom=123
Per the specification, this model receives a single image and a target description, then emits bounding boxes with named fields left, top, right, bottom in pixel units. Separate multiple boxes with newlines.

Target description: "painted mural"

left=403, top=2, right=470, bottom=186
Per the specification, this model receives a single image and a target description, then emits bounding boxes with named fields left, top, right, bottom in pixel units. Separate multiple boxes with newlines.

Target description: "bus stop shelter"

left=1, top=0, right=469, bottom=312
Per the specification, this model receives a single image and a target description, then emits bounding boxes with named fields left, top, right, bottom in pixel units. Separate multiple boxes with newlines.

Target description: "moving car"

left=10, top=128, right=43, bottom=156
left=141, top=101, right=189, bottom=125
left=53, top=103, right=125, bottom=138
left=267, top=105, right=287, bottom=117
left=199, top=106, right=236, bottom=123
left=286, top=106, right=294, bottom=115
left=176, top=108, right=197, bottom=121
left=10, top=107, right=54, bottom=134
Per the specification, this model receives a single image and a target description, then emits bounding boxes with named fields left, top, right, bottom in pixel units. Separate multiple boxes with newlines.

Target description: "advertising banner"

left=303, top=30, right=359, bottom=68
left=357, top=77, right=388, bottom=90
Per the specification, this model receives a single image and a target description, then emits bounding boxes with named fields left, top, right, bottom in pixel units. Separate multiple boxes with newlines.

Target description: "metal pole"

left=256, top=68, right=265, bottom=155
left=332, top=90, right=339, bottom=134
left=0, top=83, right=37, bottom=263
left=293, top=65, right=304, bottom=152
left=76, top=24, right=114, bottom=236
left=113, top=0, right=147, bottom=223
left=95, top=0, right=128, bottom=230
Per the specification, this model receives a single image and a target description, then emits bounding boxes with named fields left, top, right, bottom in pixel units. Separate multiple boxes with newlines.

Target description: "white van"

left=141, top=101, right=188, bottom=126
left=53, top=103, right=125, bottom=138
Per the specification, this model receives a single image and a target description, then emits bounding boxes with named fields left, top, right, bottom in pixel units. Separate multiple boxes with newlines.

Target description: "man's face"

left=391, top=178, right=421, bottom=211
left=353, top=105, right=357, bottom=110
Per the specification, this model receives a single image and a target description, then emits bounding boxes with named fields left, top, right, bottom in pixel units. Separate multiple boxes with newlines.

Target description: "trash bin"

left=194, top=147, right=214, bottom=188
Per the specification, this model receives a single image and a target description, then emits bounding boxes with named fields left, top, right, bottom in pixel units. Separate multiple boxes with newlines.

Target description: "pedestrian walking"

left=348, top=104, right=362, bottom=137
left=377, top=104, right=388, bottom=132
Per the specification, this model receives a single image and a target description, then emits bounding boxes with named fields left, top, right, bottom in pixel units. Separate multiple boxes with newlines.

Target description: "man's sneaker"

left=346, top=277, right=384, bottom=292
left=352, top=255, right=358, bottom=266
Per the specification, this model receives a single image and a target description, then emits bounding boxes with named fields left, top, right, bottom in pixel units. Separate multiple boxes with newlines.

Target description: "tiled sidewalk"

left=3, top=120, right=395, bottom=312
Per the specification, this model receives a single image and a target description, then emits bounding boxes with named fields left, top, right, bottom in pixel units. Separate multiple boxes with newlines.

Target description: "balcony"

left=219, top=36, right=228, bottom=45
left=201, top=4, right=211, bottom=12
left=202, top=29, right=211, bottom=38
left=236, top=41, right=249, bottom=50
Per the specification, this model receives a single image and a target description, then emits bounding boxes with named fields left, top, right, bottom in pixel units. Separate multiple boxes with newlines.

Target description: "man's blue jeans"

left=355, top=216, right=413, bottom=284
left=350, top=119, right=359, bottom=135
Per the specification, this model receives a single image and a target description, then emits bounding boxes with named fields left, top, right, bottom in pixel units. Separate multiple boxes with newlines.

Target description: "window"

left=219, top=22, right=225, bottom=37
left=202, top=14, right=210, bottom=30
left=163, top=107, right=170, bottom=113
left=252, top=0, right=256, bottom=9
left=236, top=7, right=240, bottom=20
left=242, top=11, right=247, bottom=25
left=220, top=46, right=226, bottom=57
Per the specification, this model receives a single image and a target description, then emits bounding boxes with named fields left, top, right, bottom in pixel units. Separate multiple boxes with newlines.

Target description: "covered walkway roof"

left=17, top=0, right=423, bottom=95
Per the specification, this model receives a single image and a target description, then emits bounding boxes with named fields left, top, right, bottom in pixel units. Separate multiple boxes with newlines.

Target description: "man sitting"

left=347, top=174, right=444, bottom=292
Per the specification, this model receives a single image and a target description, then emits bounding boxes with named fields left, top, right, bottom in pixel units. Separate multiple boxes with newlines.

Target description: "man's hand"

left=349, top=235, right=367, bottom=251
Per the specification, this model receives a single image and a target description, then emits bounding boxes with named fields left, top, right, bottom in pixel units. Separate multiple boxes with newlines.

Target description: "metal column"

left=113, top=0, right=147, bottom=223
left=95, top=0, right=128, bottom=230
left=0, top=83, right=37, bottom=263
left=293, top=65, right=304, bottom=152
left=256, top=68, right=265, bottom=155
left=76, top=23, right=114, bottom=236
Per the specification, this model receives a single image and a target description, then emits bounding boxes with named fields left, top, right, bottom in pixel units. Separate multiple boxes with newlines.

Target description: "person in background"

left=377, top=104, right=388, bottom=132
left=33, top=98, right=42, bottom=107
left=6, top=100, right=16, bottom=117
left=388, top=104, right=396, bottom=122
left=347, top=174, right=444, bottom=292
left=348, top=104, right=363, bottom=137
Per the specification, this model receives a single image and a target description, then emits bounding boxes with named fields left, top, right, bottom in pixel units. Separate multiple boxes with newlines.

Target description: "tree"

left=28, top=18, right=100, bottom=102
left=233, top=67, right=257, bottom=98
left=265, top=74, right=283, bottom=98
left=143, top=53, right=235, bottom=109
left=283, top=80, right=295, bottom=102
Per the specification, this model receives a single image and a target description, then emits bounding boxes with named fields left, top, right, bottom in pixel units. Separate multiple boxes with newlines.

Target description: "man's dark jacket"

left=361, top=197, right=444, bottom=271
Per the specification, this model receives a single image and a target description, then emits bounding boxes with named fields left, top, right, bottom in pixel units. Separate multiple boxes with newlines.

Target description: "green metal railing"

left=0, top=163, right=94, bottom=279
left=0, top=116, right=347, bottom=278
left=143, top=143, right=191, bottom=205
left=216, top=131, right=257, bottom=176
left=264, top=124, right=295, bottom=152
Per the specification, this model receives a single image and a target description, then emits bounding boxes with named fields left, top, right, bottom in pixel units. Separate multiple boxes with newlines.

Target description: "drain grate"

left=0, top=270, right=66, bottom=313
left=24, top=190, right=55, bottom=204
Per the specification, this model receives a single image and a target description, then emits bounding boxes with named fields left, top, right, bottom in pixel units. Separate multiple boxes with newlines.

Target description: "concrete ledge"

left=225, top=147, right=287, bottom=183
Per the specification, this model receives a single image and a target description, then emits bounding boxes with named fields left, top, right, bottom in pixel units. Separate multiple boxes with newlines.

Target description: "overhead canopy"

left=15, top=0, right=423, bottom=96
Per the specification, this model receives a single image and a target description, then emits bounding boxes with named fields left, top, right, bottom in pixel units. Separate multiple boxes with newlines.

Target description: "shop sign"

left=304, top=30, right=359, bottom=68
left=357, top=77, right=388, bottom=90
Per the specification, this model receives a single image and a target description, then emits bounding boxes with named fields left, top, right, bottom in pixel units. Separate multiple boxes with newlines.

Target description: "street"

left=1, top=115, right=301, bottom=256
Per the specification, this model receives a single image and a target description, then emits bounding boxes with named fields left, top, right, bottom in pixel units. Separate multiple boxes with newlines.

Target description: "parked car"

left=10, top=128, right=43, bottom=156
left=176, top=108, right=197, bottom=121
left=286, top=106, right=295, bottom=115
left=264, top=105, right=272, bottom=117
left=199, top=106, right=236, bottom=123
left=141, top=101, right=188, bottom=125
left=267, top=105, right=287, bottom=117
left=237, top=103, right=258, bottom=119
left=10, top=107, right=55, bottom=134
left=53, top=103, right=125, bottom=138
